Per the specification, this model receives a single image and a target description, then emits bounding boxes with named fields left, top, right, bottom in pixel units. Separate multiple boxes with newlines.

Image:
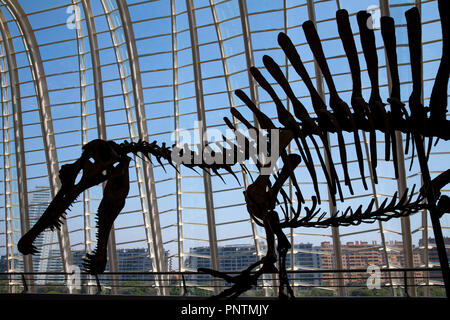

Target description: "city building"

left=27, top=187, right=63, bottom=284
left=321, top=241, right=425, bottom=286
left=186, top=244, right=322, bottom=286
left=418, top=237, right=450, bottom=284
left=0, top=255, right=6, bottom=279
left=73, top=248, right=168, bottom=281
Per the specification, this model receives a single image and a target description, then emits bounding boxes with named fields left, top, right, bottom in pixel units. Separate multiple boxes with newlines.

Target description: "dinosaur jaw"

left=17, top=188, right=78, bottom=255
left=18, top=140, right=121, bottom=256
left=18, top=172, right=110, bottom=256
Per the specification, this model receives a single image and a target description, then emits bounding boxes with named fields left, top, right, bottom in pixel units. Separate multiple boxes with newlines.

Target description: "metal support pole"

left=306, top=0, right=345, bottom=296
left=1, top=61, right=14, bottom=293
left=169, top=0, right=185, bottom=292
left=115, top=0, right=168, bottom=295
left=80, top=0, right=119, bottom=294
left=378, top=0, right=417, bottom=298
left=361, top=131, right=396, bottom=295
left=210, top=0, right=270, bottom=295
left=186, top=0, right=220, bottom=295
left=238, top=0, right=259, bottom=109
left=395, top=134, right=417, bottom=296
left=237, top=0, right=271, bottom=296
left=414, top=135, right=450, bottom=297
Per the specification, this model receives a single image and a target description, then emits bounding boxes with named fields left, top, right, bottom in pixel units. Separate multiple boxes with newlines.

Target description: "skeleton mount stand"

left=18, top=0, right=449, bottom=299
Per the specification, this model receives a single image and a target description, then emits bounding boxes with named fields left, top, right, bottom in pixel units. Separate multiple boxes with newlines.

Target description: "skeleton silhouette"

left=18, top=1, right=449, bottom=298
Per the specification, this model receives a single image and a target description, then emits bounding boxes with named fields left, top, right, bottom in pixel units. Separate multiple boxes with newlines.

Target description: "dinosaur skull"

left=18, top=139, right=123, bottom=255
left=52, top=139, right=122, bottom=220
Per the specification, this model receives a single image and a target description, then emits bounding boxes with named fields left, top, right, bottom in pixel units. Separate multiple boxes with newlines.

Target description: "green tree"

left=36, top=283, right=68, bottom=294
left=0, top=280, right=9, bottom=293
left=297, top=288, right=335, bottom=297
left=186, top=287, right=211, bottom=296
left=119, top=281, right=156, bottom=295
left=417, top=286, right=445, bottom=297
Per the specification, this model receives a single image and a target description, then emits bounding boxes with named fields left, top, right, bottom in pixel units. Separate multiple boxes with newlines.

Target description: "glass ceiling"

left=0, top=0, right=448, bottom=296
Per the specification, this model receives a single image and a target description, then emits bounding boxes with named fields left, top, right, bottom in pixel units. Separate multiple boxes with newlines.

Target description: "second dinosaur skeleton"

left=18, top=1, right=449, bottom=298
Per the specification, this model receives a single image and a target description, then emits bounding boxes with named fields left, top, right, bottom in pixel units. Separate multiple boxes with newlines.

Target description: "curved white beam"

left=0, top=19, right=19, bottom=292
left=238, top=0, right=260, bottom=110
left=186, top=0, right=220, bottom=295
left=209, top=0, right=270, bottom=295
left=80, top=0, right=107, bottom=137
left=113, top=0, right=168, bottom=294
left=379, top=0, right=416, bottom=296
left=79, top=0, right=119, bottom=294
left=305, top=0, right=345, bottom=296
left=5, top=0, right=73, bottom=273
left=0, top=8, right=33, bottom=287
left=169, top=0, right=184, bottom=277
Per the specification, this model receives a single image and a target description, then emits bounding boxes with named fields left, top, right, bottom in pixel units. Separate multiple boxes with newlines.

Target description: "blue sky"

left=0, top=0, right=448, bottom=272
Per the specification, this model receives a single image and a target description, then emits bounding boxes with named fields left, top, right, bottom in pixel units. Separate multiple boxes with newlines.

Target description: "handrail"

left=0, top=266, right=443, bottom=275
left=1, top=267, right=445, bottom=296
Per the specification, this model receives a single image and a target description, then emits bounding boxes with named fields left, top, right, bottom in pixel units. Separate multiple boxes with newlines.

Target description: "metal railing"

left=0, top=267, right=446, bottom=297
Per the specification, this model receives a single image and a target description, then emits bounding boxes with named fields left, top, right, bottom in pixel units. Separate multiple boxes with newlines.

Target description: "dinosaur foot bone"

left=198, top=256, right=279, bottom=299
left=82, top=250, right=107, bottom=275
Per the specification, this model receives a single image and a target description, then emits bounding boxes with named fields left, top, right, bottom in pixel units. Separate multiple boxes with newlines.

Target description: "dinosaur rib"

left=356, top=11, right=386, bottom=174
left=261, top=54, right=321, bottom=202
left=284, top=187, right=426, bottom=229
left=248, top=66, right=307, bottom=201
left=335, top=11, right=379, bottom=183
left=357, top=11, right=393, bottom=166
left=406, top=8, right=425, bottom=122
left=335, top=10, right=370, bottom=189
left=380, top=16, right=401, bottom=179
left=336, top=10, right=363, bottom=112
left=403, top=8, right=423, bottom=172
left=302, top=20, right=355, bottom=195
left=223, top=115, right=254, bottom=164
left=427, top=0, right=449, bottom=156
left=235, top=89, right=276, bottom=131
left=277, top=32, right=342, bottom=203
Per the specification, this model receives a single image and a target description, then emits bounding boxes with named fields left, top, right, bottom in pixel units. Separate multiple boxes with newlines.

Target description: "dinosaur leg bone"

left=266, top=210, right=294, bottom=299
left=83, top=156, right=131, bottom=274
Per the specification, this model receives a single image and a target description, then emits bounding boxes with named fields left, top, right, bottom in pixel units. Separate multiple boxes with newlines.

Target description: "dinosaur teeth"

left=30, top=245, right=40, bottom=255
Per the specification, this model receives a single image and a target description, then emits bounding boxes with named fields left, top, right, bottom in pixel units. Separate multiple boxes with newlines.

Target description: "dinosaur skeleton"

left=200, top=2, right=449, bottom=299
left=16, top=137, right=239, bottom=274
left=18, top=1, right=449, bottom=298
